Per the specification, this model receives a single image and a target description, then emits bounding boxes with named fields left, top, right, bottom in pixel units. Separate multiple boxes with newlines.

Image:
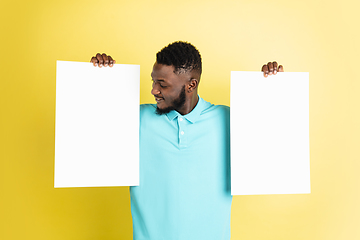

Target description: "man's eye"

left=160, top=84, right=167, bottom=88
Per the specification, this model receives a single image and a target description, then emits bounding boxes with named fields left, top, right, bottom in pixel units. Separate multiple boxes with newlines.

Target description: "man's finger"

left=90, top=56, right=98, bottom=67
left=272, top=61, right=278, bottom=75
left=108, top=56, right=115, bottom=67
left=278, top=65, right=284, bottom=72
left=102, top=53, right=109, bottom=67
left=96, top=53, right=103, bottom=68
left=261, top=64, right=269, bottom=78
left=267, top=62, right=274, bottom=75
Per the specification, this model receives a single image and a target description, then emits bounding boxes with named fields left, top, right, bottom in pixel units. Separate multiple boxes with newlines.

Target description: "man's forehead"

left=152, top=63, right=174, bottom=72
left=151, top=63, right=190, bottom=80
left=152, top=63, right=175, bottom=79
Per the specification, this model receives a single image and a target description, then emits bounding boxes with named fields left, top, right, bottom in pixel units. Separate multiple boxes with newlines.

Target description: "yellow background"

left=1, top=0, right=359, bottom=239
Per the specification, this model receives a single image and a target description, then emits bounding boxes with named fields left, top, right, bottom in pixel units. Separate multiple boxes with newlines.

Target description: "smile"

left=155, top=97, right=164, bottom=103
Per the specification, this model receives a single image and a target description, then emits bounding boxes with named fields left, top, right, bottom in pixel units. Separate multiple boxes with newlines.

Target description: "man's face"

left=151, top=63, right=189, bottom=115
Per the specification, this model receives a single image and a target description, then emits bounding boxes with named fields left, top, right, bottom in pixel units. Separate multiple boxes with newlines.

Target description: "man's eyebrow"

left=152, top=79, right=165, bottom=82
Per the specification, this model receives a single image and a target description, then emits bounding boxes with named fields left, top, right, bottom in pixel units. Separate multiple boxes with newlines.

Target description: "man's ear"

left=187, top=78, right=199, bottom=93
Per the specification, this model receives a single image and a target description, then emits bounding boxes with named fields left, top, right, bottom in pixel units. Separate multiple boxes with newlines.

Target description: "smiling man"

left=151, top=43, right=201, bottom=115
left=91, top=41, right=282, bottom=240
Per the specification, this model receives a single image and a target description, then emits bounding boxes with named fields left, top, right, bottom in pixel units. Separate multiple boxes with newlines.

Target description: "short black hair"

left=156, top=41, right=202, bottom=76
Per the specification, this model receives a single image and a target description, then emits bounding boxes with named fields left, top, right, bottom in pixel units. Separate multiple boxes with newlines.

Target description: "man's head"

left=151, top=41, right=202, bottom=115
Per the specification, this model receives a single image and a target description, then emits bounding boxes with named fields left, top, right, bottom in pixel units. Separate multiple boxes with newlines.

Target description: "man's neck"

left=176, top=94, right=199, bottom=115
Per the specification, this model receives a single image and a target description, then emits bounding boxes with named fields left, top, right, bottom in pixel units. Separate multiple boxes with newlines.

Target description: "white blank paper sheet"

left=55, top=61, right=140, bottom=188
left=230, top=71, right=310, bottom=195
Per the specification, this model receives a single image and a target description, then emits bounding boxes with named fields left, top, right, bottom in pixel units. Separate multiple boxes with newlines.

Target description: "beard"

left=156, top=85, right=186, bottom=115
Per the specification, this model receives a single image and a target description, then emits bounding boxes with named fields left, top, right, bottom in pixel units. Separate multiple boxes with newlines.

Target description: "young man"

left=91, top=41, right=282, bottom=240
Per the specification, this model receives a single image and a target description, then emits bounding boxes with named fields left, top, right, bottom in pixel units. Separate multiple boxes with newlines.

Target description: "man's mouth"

left=155, top=97, right=164, bottom=103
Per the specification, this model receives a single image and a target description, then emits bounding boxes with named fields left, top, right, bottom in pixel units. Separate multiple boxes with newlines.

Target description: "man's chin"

left=155, top=105, right=173, bottom=115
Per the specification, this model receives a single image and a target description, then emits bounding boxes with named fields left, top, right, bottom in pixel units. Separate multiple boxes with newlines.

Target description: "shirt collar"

left=166, top=97, right=206, bottom=123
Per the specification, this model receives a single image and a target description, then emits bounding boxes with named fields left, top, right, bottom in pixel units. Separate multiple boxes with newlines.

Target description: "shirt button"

left=179, top=118, right=183, bottom=121
left=181, top=131, right=184, bottom=135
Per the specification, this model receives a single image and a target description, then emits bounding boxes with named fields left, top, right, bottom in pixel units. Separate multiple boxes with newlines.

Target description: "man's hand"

left=90, top=53, right=116, bottom=68
left=261, top=61, right=284, bottom=77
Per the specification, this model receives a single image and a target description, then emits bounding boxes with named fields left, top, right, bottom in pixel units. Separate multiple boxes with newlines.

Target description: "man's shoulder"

left=140, top=103, right=157, bottom=111
left=140, top=104, right=156, bottom=117
left=200, top=99, right=229, bottom=116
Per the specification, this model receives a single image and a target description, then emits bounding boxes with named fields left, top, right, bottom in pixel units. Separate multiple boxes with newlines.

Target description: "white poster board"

left=230, top=71, right=310, bottom=195
left=55, top=61, right=140, bottom=188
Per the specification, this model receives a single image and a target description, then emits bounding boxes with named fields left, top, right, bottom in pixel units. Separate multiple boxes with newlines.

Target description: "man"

left=91, top=41, right=282, bottom=240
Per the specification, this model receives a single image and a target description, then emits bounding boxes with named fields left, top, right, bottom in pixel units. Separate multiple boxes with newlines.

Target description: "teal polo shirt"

left=130, top=97, right=232, bottom=240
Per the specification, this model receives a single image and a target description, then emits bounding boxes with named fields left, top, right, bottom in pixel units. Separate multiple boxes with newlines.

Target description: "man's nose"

left=151, top=84, right=160, bottom=96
